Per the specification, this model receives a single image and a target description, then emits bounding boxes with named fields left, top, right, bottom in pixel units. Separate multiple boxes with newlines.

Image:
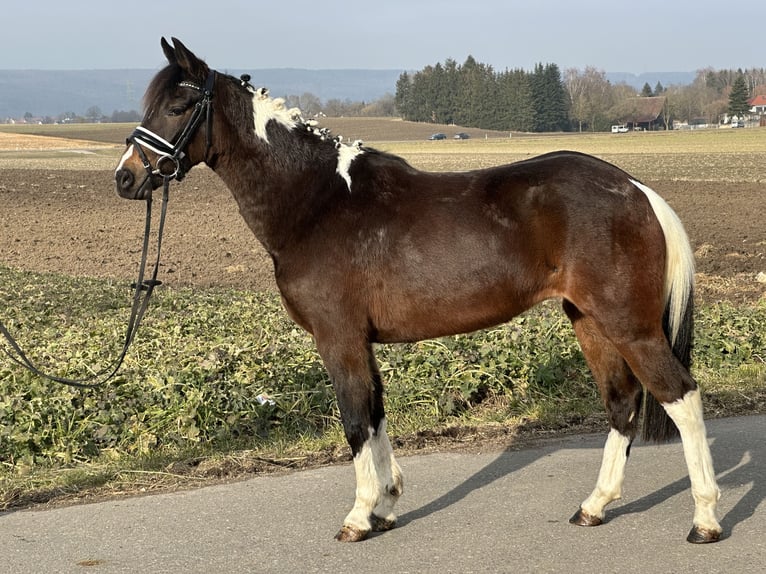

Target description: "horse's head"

left=115, top=37, right=216, bottom=199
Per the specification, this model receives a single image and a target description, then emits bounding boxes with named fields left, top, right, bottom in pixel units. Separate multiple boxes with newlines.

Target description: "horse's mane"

left=143, top=64, right=414, bottom=174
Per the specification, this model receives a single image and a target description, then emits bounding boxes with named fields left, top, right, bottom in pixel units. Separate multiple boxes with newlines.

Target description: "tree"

left=565, top=66, right=613, bottom=132
left=85, top=106, right=103, bottom=123
left=497, top=68, right=535, bottom=132
left=727, top=73, right=750, bottom=118
left=110, top=110, right=142, bottom=122
left=530, top=63, right=569, bottom=132
left=641, top=82, right=653, bottom=97
left=395, top=72, right=413, bottom=119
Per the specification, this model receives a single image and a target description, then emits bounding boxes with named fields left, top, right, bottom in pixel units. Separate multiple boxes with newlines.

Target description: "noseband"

left=128, top=70, right=217, bottom=183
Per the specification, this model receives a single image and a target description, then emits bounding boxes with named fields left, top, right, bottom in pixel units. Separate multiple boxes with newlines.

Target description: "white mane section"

left=248, top=85, right=365, bottom=191
left=336, top=138, right=365, bottom=191
left=249, top=87, right=302, bottom=142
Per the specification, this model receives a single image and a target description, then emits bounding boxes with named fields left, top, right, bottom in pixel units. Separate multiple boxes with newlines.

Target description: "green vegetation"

left=1, top=266, right=764, bottom=508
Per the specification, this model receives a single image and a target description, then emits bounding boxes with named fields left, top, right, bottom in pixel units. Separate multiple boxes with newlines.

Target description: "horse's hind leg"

left=564, top=302, right=643, bottom=526
left=609, top=335, right=722, bottom=543
left=315, top=335, right=403, bottom=542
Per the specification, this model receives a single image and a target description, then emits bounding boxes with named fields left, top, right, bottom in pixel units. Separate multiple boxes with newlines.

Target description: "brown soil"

left=1, top=168, right=764, bottom=303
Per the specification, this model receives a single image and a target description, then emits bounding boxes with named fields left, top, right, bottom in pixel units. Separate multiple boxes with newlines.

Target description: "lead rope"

left=0, top=177, right=171, bottom=389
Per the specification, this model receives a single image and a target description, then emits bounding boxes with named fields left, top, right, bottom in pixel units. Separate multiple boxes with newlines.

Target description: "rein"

left=0, top=183, right=169, bottom=389
left=0, top=70, right=217, bottom=389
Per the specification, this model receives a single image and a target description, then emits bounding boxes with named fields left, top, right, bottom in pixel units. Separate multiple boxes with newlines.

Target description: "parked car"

left=428, top=133, right=447, bottom=140
left=732, top=121, right=745, bottom=128
left=453, top=132, right=470, bottom=139
left=611, top=125, right=629, bottom=133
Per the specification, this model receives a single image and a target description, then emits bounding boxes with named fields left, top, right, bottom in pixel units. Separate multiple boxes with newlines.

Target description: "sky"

left=2, top=0, right=763, bottom=74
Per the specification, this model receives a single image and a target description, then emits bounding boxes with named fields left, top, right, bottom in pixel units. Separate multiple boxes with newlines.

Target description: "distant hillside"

left=606, top=71, right=696, bottom=89
left=0, top=69, right=403, bottom=120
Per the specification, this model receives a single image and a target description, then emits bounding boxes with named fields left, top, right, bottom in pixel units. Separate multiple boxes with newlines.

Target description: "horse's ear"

left=165, top=37, right=209, bottom=79
left=161, top=37, right=177, bottom=65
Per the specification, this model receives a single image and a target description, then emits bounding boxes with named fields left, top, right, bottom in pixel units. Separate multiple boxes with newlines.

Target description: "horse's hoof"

left=370, top=514, right=396, bottom=532
left=334, top=525, right=370, bottom=542
left=569, top=508, right=603, bottom=527
left=686, top=526, right=722, bottom=544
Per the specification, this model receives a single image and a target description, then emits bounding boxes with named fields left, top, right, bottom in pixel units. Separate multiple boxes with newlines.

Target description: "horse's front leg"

left=317, top=336, right=403, bottom=542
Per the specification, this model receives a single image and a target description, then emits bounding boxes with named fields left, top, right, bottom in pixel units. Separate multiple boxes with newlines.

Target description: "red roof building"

left=749, top=94, right=766, bottom=114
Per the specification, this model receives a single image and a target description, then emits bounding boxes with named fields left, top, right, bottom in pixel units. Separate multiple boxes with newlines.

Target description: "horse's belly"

left=370, top=278, right=540, bottom=344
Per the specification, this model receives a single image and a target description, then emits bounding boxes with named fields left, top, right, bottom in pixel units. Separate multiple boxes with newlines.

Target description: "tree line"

left=395, top=57, right=569, bottom=132
left=395, top=57, right=766, bottom=132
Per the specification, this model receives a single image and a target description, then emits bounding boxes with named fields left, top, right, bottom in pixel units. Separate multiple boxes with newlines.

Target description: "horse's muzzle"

left=115, top=168, right=154, bottom=200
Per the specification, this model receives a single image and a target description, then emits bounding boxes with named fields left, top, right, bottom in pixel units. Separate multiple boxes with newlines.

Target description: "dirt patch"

left=0, top=168, right=763, bottom=303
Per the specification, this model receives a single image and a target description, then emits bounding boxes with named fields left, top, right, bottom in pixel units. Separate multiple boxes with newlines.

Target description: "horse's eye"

left=168, top=107, right=185, bottom=117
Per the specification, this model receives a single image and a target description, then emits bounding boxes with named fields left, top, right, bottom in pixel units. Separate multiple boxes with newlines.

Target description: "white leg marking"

left=663, top=389, right=721, bottom=534
left=115, top=144, right=135, bottom=172
left=342, top=419, right=403, bottom=533
left=581, top=428, right=631, bottom=519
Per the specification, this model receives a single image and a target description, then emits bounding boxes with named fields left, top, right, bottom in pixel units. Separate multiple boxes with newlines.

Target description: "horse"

left=115, top=37, right=722, bottom=544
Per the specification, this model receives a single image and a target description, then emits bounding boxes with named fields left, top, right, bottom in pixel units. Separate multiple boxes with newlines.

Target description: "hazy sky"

left=2, top=0, right=762, bottom=73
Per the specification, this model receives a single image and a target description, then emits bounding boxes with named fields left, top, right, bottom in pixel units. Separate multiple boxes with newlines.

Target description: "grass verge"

left=1, top=266, right=764, bottom=510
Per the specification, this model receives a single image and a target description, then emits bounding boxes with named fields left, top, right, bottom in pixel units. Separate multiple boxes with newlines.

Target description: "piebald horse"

left=115, top=38, right=721, bottom=544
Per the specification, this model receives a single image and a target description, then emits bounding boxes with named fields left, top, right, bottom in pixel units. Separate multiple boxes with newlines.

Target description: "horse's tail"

left=631, top=179, right=695, bottom=443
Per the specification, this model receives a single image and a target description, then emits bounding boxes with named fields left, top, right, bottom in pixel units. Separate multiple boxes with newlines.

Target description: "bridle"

left=0, top=70, right=217, bottom=389
left=128, top=70, right=217, bottom=185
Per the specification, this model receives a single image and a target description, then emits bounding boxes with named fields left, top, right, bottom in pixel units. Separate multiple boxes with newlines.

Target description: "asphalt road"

left=2, top=415, right=764, bottom=573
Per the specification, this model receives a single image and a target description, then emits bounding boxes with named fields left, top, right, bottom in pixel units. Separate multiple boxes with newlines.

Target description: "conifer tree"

left=641, top=82, right=653, bottom=97
left=727, top=73, right=750, bottom=117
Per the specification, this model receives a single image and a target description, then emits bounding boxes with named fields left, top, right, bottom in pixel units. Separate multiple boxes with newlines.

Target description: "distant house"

left=610, top=96, right=667, bottom=131
left=749, top=94, right=766, bottom=115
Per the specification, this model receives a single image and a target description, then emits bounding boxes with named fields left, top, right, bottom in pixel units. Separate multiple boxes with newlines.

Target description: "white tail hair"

left=629, top=179, right=695, bottom=344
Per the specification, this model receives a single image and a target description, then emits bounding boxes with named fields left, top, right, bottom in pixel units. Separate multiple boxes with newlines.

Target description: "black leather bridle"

left=128, top=70, right=216, bottom=186
left=0, top=71, right=217, bottom=389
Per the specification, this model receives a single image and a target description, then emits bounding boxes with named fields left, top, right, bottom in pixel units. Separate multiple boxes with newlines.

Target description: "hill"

left=0, top=68, right=403, bottom=120
left=605, top=71, right=695, bottom=89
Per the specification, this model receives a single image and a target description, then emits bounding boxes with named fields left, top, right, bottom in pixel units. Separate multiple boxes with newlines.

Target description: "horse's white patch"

left=663, top=389, right=721, bottom=534
left=336, top=140, right=364, bottom=191
left=342, top=419, right=402, bottom=533
left=580, top=428, right=631, bottom=519
left=249, top=87, right=302, bottom=142
left=630, top=178, right=694, bottom=345
left=115, top=144, right=135, bottom=172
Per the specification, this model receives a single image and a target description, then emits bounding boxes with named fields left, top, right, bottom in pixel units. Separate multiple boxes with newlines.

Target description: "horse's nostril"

left=117, top=169, right=134, bottom=190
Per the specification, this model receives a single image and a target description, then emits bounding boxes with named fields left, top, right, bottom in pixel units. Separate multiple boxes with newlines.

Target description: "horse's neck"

left=213, top=134, right=336, bottom=255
